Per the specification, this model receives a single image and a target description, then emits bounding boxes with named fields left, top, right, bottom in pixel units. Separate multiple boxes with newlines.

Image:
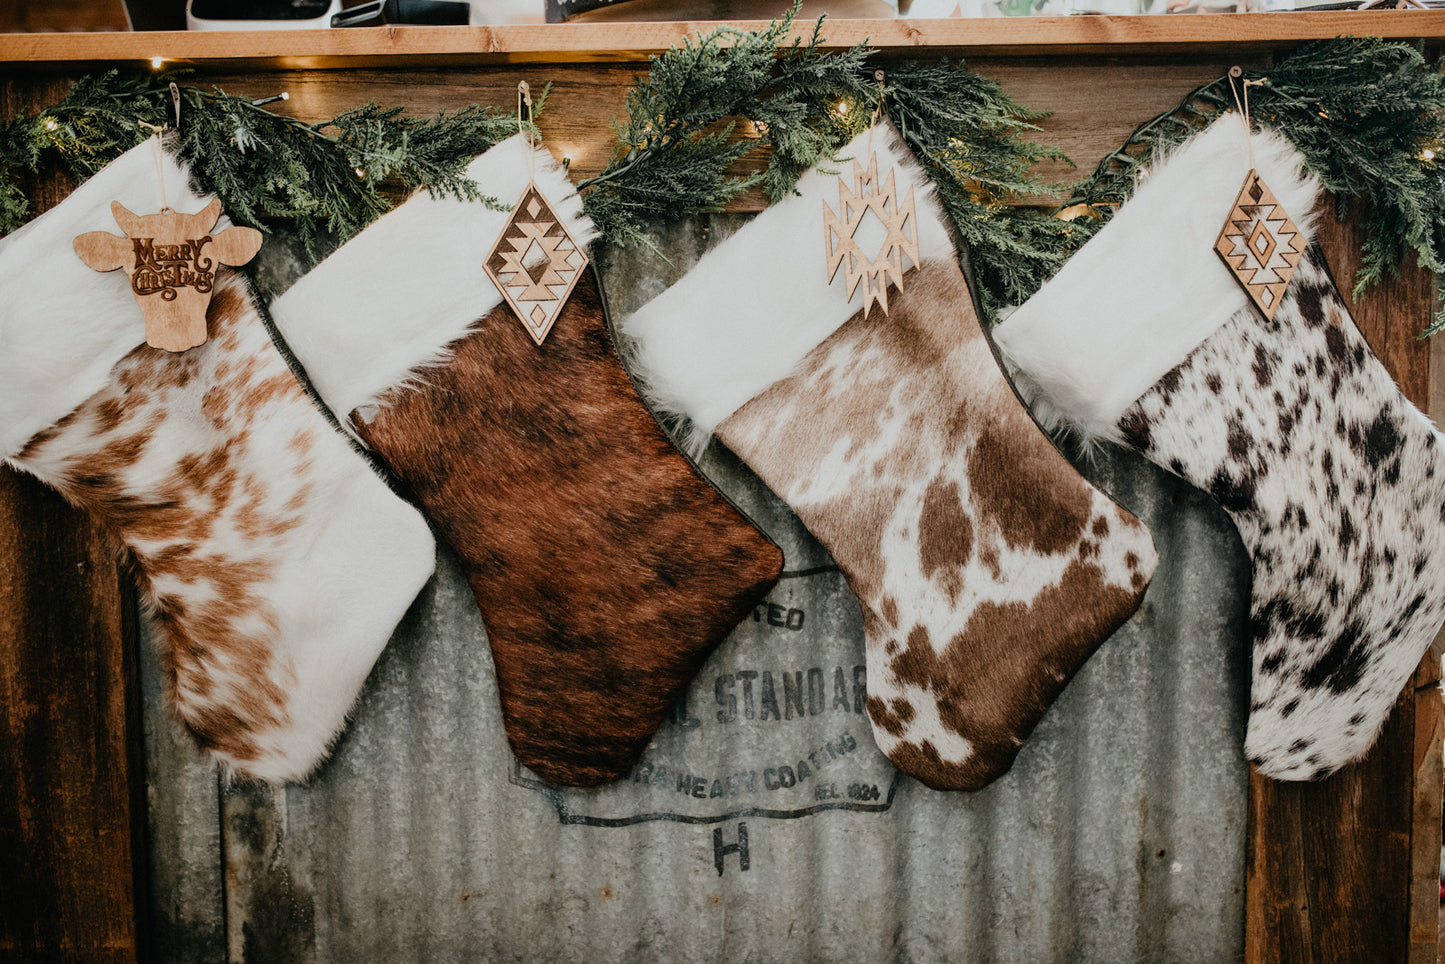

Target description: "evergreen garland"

left=4, top=24, right=1445, bottom=332
left=1053, top=37, right=1445, bottom=332
left=576, top=4, right=873, bottom=250
left=576, top=0, right=1068, bottom=314
left=0, top=71, right=519, bottom=258
left=881, top=60, right=1073, bottom=320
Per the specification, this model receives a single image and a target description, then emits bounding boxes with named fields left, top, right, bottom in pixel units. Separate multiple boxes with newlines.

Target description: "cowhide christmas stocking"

left=269, top=135, right=784, bottom=788
left=620, top=123, right=1158, bottom=791
left=0, top=143, right=437, bottom=782
left=994, top=117, right=1445, bottom=780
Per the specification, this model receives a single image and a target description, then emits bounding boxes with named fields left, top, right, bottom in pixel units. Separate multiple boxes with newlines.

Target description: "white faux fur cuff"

left=269, top=134, right=596, bottom=424
left=992, top=117, right=1321, bottom=441
left=0, top=142, right=205, bottom=459
left=617, top=121, right=955, bottom=454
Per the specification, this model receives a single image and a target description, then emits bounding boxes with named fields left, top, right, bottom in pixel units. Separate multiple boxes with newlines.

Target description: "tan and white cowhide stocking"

left=0, top=143, right=437, bottom=783
left=995, top=116, right=1445, bottom=781
left=620, top=122, right=1158, bottom=791
left=269, top=135, right=784, bottom=788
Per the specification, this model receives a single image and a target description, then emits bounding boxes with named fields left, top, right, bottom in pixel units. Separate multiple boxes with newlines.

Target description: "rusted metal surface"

left=143, top=217, right=1252, bottom=962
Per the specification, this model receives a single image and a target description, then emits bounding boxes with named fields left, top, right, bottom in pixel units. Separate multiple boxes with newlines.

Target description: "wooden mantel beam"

left=1, top=12, right=1445, bottom=68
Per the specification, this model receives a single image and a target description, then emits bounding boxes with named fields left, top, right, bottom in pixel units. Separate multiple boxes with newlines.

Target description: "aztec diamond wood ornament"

left=823, top=152, right=920, bottom=319
left=1214, top=170, right=1305, bottom=321
left=484, top=182, right=589, bottom=346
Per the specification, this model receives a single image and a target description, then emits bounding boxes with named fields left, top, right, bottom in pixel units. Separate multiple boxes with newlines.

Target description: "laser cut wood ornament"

left=1214, top=68, right=1304, bottom=322
left=822, top=74, right=919, bottom=320
left=74, top=199, right=263, bottom=352
left=72, top=99, right=262, bottom=353
left=1214, top=170, right=1304, bottom=320
left=483, top=82, right=589, bottom=347
left=823, top=152, right=920, bottom=319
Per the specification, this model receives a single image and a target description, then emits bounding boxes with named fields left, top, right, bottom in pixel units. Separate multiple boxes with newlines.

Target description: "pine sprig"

left=0, top=70, right=517, bottom=260
left=580, top=10, right=1072, bottom=315
left=578, top=1, right=871, bottom=248
left=1055, top=37, right=1445, bottom=333
left=882, top=59, right=1073, bottom=321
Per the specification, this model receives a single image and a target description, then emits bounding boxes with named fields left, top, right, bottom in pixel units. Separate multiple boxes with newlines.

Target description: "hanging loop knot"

left=138, top=120, right=171, bottom=213
left=1227, top=66, right=1267, bottom=170
left=518, top=81, right=536, bottom=180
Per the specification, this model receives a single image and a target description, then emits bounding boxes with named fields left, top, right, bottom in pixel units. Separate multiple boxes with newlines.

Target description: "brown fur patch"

left=918, top=478, right=972, bottom=595
left=886, top=560, right=1139, bottom=789
left=970, top=426, right=1091, bottom=555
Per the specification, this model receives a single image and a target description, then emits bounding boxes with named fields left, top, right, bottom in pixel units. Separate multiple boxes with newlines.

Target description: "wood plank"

left=4, top=12, right=1445, bottom=69
left=1407, top=641, right=1443, bottom=964
left=0, top=0, right=130, bottom=33
left=0, top=77, right=145, bottom=964
left=1243, top=200, right=1438, bottom=963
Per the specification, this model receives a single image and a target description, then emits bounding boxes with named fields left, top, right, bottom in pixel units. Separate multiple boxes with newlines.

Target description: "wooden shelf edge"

left=0, top=11, right=1443, bottom=68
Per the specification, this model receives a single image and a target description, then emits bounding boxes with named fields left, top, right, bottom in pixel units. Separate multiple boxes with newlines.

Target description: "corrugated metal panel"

left=143, top=217, right=1252, bottom=962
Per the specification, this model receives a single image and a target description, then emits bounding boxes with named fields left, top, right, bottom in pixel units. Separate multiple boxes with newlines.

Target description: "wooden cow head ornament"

left=74, top=198, right=263, bottom=352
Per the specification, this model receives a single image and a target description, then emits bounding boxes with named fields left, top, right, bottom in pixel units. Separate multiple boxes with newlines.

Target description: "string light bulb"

left=150, top=56, right=165, bottom=70
left=43, top=117, right=57, bottom=132
left=836, top=100, right=850, bottom=116
left=354, top=167, right=366, bottom=179
left=1422, top=147, right=1437, bottom=162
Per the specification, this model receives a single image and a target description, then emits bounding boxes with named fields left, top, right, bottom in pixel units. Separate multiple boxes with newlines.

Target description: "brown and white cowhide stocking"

left=269, top=135, right=784, bottom=788
left=0, top=143, right=437, bottom=783
left=995, top=116, right=1445, bottom=781
left=620, top=122, right=1158, bottom=791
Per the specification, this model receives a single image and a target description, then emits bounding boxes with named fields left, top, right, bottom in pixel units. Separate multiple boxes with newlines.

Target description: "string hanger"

left=1227, top=66, right=1267, bottom=170
left=518, top=81, right=536, bottom=181
left=868, top=69, right=885, bottom=155
left=139, top=82, right=184, bottom=212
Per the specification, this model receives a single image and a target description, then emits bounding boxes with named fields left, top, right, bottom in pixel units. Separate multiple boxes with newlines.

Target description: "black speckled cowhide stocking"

left=996, top=117, right=1445, bottom=780
left=1118, top=248, right=1445, bottom=779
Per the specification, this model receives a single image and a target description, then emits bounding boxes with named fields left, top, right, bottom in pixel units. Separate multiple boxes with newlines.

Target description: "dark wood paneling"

left=0, top=78, right=144, bottom=964
left=1243, top=202, right=1444, bottom=964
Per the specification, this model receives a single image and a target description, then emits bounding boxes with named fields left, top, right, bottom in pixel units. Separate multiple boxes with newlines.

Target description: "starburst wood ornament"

left=1214, top=169, right=1305, bottom=321
left=823, top=150, right=920, bottom=320
left=483, top=82, right=589, bottom=347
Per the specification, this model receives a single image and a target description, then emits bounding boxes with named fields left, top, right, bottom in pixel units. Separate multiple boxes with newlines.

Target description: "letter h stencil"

left=713, top=822, right=750, bottom=876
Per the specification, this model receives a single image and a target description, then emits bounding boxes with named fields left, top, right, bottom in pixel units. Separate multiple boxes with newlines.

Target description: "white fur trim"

left=616, top=121, right=955, bottom=455
left=0, top=142, right=206, bottom=458
left=220, top=464, right=436, bottom=783
left=269, top=134, right=595, bottom=424
left=992, top=117, right=1321, bottom=441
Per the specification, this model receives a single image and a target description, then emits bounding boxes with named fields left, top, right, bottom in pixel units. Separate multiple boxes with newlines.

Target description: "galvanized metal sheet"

left=144, top=217, right=1252, bottom=962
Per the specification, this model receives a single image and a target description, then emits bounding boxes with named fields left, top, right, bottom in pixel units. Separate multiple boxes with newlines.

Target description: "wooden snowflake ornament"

left=823, top=152, right=920, bottom=319
left=484, top=182, right=589, bottom=346
left=74, top=199, right=262, bottom=353
left=1214, top=169, right=1305, bottom=321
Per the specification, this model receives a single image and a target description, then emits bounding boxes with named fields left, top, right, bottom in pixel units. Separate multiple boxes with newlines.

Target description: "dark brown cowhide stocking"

left=357, top=268, right=784, bottom=786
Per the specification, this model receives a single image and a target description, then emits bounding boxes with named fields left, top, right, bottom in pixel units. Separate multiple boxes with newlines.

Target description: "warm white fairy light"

left=150, top=56, right=165, bottom=70
left=355, top=167, right=366, bottom=179
left=1422, top=147, right=1437, bottom=162
left=43, top=117, right=57, bottom=131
